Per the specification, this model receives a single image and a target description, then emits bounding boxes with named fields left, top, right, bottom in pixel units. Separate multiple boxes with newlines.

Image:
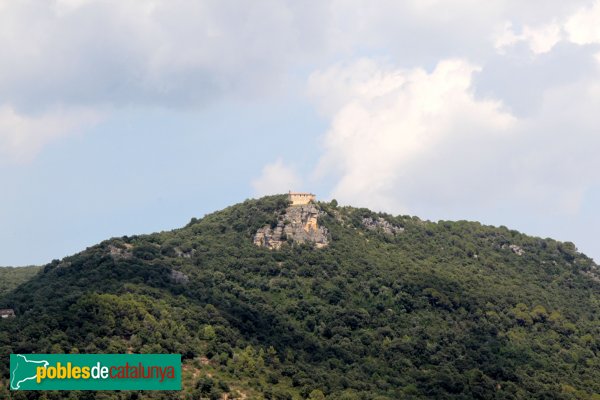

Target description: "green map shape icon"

left=10, top=354, right=49, bottom=390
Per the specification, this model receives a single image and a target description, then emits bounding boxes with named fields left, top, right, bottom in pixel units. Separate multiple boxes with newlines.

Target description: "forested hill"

left=2, top=195, right=600, bottom=399
left=0, top=265, right=42, bottom=297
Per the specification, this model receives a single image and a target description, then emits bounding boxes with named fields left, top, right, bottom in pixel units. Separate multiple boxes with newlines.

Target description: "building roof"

left=288, top=191, right=315, bottom=196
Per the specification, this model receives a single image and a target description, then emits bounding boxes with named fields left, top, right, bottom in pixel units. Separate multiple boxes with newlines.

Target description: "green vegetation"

left=0, top=265, right=42, bottom=297
left=1, top=195, right=600, bottom=399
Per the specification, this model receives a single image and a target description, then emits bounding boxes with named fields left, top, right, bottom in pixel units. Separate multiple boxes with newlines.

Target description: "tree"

left=308, top=389, right=326, bottom=400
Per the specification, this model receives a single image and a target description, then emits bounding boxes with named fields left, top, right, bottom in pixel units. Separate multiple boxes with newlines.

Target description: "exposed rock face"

left=170, top=269, right=189, bottom=284
left=582, top=263, right=600, bottom=283
left=254, top=204, right=329, bottom=250
left=107, top=243, right=133, bottom=260
left=362, top=217, right=404, bottom=235
left=174, top=247, right=195, bottom=259
left=509, top=244, right=525, bottom=256
left=502, top=244, right=525, bottom=256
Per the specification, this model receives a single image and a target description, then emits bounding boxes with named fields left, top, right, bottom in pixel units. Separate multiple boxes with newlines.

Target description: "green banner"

left=10, top=354, right=181, bottom=391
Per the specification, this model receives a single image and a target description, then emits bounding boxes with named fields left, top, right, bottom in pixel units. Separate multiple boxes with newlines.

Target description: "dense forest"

left=1, top=195, right=600, bottom=399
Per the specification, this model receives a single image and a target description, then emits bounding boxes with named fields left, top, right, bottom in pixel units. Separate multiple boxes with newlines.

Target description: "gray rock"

left=170, top=269, right=189, bottom=284
left=107, top=244, right=133, bottom=259
left=362, top=217, right=404, bottom=235
left=508, top=244, right=525, bottom=256
left=174, top=247, right=195, bottom=258
left=254, top=204, right=329, bottom=250
left=501, top=243, right=524, bottom=256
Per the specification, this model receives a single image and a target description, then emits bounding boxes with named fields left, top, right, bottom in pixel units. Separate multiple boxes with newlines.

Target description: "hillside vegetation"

left=0, top=265, right=42, bottom=297
left=1, top=195, right=600, bottom=399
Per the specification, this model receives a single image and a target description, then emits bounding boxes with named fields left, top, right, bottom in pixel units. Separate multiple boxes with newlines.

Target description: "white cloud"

left=0, top=0, right=597, bottom=164
left=0, top=105, right=101, bottom=163
left=310, top=58, right=516, bottom=212
left=494, top=1, right=600, bottom=55
left=494, top=21, right=562, bottom=55
left=0, top=0, right=588, bottom=113
left=565, top=1, right=600, bottom=45
left=309, top=57, right=600, bottom=216
left=252, top=158, right=303, bottom=196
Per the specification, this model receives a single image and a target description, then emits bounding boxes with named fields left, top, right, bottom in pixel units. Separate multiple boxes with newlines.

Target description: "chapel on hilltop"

left=288, top=191, right=316, bottom=205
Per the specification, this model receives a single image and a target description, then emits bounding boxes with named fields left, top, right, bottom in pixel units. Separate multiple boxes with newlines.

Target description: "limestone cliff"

left=254, top=204, right=329, bottom=249
left=362, top=216, right=405, bottom=235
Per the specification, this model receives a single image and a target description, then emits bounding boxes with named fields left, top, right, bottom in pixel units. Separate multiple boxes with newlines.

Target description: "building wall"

left=289, top=193, right=315, bottom=205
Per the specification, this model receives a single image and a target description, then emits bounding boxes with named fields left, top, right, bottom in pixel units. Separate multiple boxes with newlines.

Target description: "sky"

left=2, top=0, right=600, bottom=266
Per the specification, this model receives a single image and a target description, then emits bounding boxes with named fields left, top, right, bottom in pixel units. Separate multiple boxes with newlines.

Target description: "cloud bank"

left=3, top=0, right=597, bottom=163
left=3, top=0, right=600, bottom=225
left=308, top=54, right=600, bottom=218
left=309, top=59, right=516, bottom=212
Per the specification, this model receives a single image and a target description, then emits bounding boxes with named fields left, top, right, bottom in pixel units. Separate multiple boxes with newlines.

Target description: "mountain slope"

left=0, top=265, right=42, bottom=297
left=1, top=195, right=600, bottom=399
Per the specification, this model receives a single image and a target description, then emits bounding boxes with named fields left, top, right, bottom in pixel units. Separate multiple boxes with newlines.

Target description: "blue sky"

left=2, top=0, right=600, bottom=265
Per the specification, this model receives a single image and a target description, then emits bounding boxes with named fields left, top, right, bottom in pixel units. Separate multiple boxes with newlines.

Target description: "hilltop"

left=1, top=195, right=600, bottom=399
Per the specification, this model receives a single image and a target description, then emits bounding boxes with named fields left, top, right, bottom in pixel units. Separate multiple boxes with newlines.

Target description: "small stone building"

left=0, top=309, right=15, bottom=318
left=288, top=191, right=316, bottom=205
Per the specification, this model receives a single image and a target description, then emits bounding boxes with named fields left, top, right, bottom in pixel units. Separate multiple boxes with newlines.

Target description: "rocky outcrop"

left=582, top=261, right=600, bottom=283
left=509, top=244, right=525, bottom=256
left=107, top=243, right=133, bottom=259
left=502, top=244, right=525, bottom=256
left=174, top=247, right=195, bottom=259
left=362, top=217, right=404, bottom=235
left=254, top=204, right=329, bottom=250
left=170, top=269, right=189, bottom=284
